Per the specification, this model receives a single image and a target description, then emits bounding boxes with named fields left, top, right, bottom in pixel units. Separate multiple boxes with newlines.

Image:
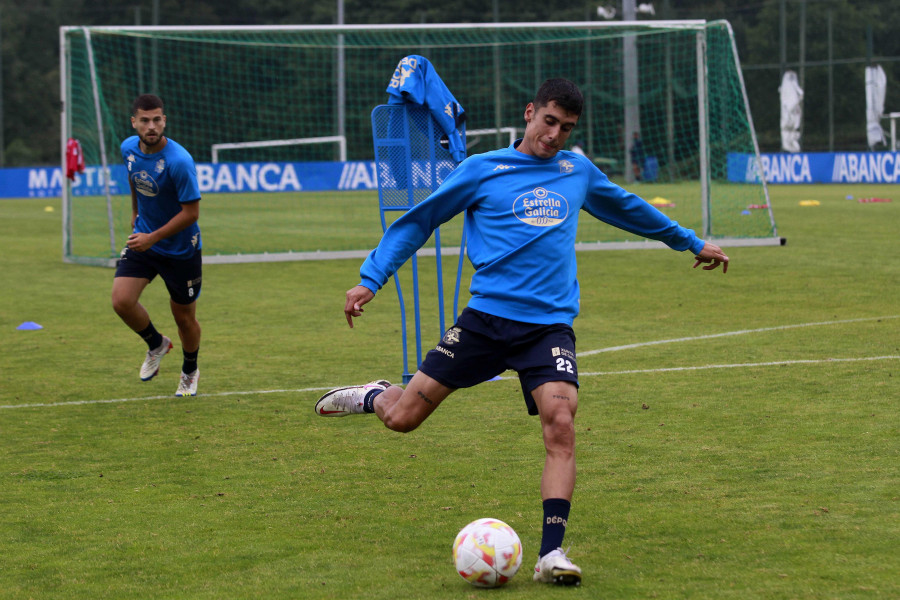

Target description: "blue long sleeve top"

left=359, top=143, right=705, bottom=326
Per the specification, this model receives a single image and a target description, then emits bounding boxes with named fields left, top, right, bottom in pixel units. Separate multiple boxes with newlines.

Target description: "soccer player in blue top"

left=315, top=78, right=729, bottom=586
left=112, top=94, right=203, bottom=397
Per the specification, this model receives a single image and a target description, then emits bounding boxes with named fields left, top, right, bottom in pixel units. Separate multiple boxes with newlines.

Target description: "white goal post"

left=883, top=112, right=900, bottom=151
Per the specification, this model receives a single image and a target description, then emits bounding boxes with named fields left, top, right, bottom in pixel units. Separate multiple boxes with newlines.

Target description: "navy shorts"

left=419, top=307, right=578, bottom=416
left=115, top=247, right=202, bottom=305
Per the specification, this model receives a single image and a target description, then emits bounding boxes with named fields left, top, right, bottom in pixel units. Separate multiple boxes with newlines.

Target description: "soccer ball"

left=452, top=518, right=523, bottom=587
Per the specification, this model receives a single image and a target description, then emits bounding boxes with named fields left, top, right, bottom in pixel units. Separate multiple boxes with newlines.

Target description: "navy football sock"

left=182, top=348, right=199, bottom=374
left=137, top=322, right=163, bottom=350
left=362, top=388, right=383, bottom=413
left=539, top=498, right=571, bottom=558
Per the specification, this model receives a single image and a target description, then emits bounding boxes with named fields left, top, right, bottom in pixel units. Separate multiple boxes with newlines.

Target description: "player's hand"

left=693, top=242, right=729, bottom=273
left=345, top=285, right=375, bottom=328
left=126, top=232, right=156, bottom=252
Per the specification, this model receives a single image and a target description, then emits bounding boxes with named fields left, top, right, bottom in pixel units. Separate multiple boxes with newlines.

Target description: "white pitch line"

left=578, top=315, right=899, bottom=356
left=0, top=386, right=334, bottom=410
left=580, top=355, right=900, bottom=377
left=5, top=356, right=898, bottom=410
left=3, top=316, right=897, bottom=411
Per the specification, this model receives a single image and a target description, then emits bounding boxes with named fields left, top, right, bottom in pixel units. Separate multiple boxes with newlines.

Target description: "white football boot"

left=175, top=369, right=199, bottom=397
left=140, top=336, right=173, bottom=381
left=533, top=548, right=582, bottom=586
left=315, top=380, right=391, bottom=416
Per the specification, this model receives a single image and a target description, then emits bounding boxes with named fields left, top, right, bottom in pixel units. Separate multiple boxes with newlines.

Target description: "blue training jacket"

left=386, top=55, right=466, bottom=163
left=359, top=143, right=705, bottom=326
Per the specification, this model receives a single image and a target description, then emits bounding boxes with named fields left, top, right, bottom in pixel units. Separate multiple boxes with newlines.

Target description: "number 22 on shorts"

left=556, top=357, right=574, bottom=373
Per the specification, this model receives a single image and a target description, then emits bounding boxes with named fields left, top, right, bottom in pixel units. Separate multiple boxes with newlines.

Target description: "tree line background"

left=1, top=0, right=899, bottom=166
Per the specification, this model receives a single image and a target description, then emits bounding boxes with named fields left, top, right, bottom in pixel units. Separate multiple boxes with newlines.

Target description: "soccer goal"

left=60, top=20, right=779, bottom=266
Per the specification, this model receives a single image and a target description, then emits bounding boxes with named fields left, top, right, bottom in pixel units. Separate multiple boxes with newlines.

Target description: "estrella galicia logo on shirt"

left=132, top=171, right=159, bottom=197
left=513, top=187, right=568, bottom=227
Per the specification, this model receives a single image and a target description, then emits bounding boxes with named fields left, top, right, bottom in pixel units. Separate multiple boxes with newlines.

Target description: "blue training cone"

left=17, top=321, right=43, bottom=330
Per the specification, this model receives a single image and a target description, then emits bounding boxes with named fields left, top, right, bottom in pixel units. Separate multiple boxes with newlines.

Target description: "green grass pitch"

left=1, top=184, right=898, bottom=598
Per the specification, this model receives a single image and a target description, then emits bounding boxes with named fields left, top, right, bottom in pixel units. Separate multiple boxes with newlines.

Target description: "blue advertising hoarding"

left=728, top=151, right=900, bottom=184
left=0, top=161, right=392, bottom=199
left=6, top=153, right=897, bottom=198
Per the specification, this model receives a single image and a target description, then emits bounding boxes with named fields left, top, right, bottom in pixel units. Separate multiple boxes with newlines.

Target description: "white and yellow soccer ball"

left=452, top=517, right=523, bottom=587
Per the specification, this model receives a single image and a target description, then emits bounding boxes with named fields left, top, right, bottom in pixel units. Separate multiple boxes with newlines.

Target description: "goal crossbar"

left=61, top=21, right=710, bottom=35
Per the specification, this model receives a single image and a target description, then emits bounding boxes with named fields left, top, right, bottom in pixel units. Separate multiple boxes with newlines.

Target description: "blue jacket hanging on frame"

left=386, top=55, right=467, bottom=163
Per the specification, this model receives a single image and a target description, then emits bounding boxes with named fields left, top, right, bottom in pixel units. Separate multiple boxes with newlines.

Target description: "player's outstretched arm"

left=345, top=285, right=376, bottom=328
left=692, top=242, right=729, bottom=273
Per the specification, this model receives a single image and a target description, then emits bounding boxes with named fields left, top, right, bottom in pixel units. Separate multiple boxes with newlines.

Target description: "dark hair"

left=132, top=94, right=164, bottom=114
left=533, top=78, right=584, bottom=116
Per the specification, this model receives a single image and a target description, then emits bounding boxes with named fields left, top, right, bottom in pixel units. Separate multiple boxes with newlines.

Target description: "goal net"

left=60, top=21, right=778, bottom=266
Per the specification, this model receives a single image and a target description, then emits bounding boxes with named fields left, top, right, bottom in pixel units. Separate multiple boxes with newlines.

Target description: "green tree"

left=5, top=0, right=900, bottom=165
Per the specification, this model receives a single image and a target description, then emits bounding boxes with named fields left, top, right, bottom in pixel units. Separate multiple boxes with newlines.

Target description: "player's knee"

left=171, top=306, right=199, bottom=332
left=543, top=410, right=576, bottom=453
left=111, top=293, right=134, bottom=317
left=175, top=314, right=200, bottom=334
left=547, top=402, right=576, bottom=430
left=381, top=410, right=421, bottom=433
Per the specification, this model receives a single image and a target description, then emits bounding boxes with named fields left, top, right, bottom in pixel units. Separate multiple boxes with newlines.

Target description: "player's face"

left=518, top=101, right=579, bottom=159
left=131, top=108, right=167, bottom=152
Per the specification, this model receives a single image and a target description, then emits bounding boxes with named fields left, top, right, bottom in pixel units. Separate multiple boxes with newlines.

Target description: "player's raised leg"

left=315, top=371, right=453, bottom=433
left=374, top=371, right=453, bottom=432
left=111, top=276, right=151, bottom=331
left=112, top=275, right=172, bottom=381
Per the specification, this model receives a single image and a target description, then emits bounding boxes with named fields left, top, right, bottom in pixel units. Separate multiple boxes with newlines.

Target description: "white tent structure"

left=779, top=70, right=803, bottom=153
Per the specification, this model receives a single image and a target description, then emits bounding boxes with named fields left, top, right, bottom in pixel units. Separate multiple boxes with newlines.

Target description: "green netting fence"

left=61, top=21, right=778, bottom=266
